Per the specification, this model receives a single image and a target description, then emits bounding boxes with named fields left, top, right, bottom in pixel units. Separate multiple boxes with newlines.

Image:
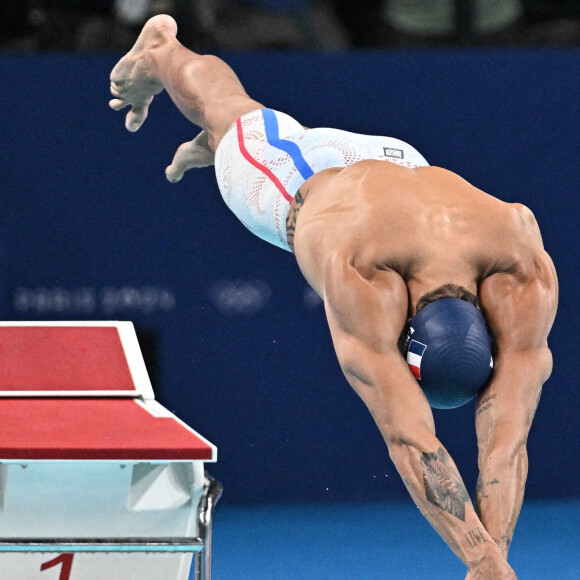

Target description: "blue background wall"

left=0, top=50, right=577, bottom=504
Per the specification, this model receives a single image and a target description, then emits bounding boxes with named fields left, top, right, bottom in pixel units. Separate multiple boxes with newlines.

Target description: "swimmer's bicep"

left=477, top=262, right=556, bottom=411
left=322, top=262, right=412, bottom=386
left=323, top=260, right=408, bottom=355
left=479, top=267, right=558, bottom=355
left=325, top=306, right=433, bottom=432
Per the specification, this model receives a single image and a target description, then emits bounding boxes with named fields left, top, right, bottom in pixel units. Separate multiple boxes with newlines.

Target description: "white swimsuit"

left=214, top=109, right=429, bottom=251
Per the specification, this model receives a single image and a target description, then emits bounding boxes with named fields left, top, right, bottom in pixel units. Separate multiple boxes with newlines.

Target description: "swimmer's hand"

left=464, top=555, right=517, bottom=580
left=166, top=131, right=215, bottom=183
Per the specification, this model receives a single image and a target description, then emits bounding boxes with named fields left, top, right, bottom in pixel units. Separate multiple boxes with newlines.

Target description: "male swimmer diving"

left=109, top=15, right=558, bottom=579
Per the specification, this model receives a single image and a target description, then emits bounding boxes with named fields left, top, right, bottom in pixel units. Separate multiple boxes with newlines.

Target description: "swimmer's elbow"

left=387, top=425, right=435, bottom=447
left=502, top=346, right=553, bottom=382
left=537, top=346, right=553, bottom=382
left=385, top=425, right=440, bottom=484
left=383, top=421, right=438, bottom=460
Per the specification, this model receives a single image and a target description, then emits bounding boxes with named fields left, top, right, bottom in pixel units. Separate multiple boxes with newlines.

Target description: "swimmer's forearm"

left=388, top=440, right=510, bottom=574
left=473, top=353, right=551, bottom=562
left=475, top=445, right=528, bottom=559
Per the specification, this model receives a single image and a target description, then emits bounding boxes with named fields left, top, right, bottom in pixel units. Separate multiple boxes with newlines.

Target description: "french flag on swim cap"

left=407, top=340, right=427, bottom=380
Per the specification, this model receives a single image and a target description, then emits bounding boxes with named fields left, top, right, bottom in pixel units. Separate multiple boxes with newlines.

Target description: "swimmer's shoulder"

left=509, top=202, right=540, bottom=227
left=481, top=201, right=555, bottom=284
left=503, top=202, right=545, bottom=246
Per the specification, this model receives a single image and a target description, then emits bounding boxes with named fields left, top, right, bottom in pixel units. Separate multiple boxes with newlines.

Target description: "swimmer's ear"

left=165, top=131, right=215, bottom=183
left=397, top=321, right=411, bottom=355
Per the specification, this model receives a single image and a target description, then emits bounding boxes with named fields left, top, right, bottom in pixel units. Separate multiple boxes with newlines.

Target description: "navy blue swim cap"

left=402, top=298, right=493, bottom=409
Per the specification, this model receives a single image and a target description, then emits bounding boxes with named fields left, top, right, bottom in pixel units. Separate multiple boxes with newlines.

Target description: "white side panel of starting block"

left=0, top=322, right=221, bottom=580
left=0, top=461, right=204, bottom=538
left=0, top=553, right=192, bottom=580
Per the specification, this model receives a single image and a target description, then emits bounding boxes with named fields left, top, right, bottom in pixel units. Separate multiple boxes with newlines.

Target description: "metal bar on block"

left=0, top=538, right=204, bottom=553
left=195, top=473, right=223, bottom=580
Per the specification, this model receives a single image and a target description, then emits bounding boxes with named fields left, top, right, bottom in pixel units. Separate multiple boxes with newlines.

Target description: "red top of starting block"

left=0, top=398, right=216, bottom=461
left=0, top=322, right=217, bottom=462
left=0, top=322, right=153, bottom=397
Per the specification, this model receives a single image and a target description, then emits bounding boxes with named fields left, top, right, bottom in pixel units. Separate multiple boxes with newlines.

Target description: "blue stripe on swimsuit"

left=261, top=109, right=314, bottom=181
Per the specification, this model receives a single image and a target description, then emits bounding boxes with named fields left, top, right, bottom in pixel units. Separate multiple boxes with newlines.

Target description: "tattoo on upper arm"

left=286, top=188, right=308, bottom=253
left=420, top=447, right=470, bottom=521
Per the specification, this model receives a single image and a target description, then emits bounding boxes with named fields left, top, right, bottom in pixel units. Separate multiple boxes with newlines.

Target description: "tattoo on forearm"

left=286, top=188, right=308, bottom=253
left=476, top=476, right=488, bottom=501
left=475, top=476, right=500, bottom=511
left=476, top=393, right=496, bottom=417
left=465, top=527, right=488, bottom=548
left=420, top=447, right=470, bottom=521
left=492, top=535, right=512, bottom=550
left=477, top=476, right=500, bottom=495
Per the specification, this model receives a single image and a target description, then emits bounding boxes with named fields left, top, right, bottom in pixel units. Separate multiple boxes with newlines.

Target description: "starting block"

left=0, top=322, right=221, bottom=580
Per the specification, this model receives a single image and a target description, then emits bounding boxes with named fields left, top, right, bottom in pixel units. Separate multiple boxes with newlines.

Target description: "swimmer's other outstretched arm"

left=472, top=244, right=558, bottom=571
left=322, top=259, right=517, bottom=579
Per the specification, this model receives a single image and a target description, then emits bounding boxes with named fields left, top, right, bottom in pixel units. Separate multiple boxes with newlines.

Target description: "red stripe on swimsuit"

left=236, top=118, right=293, bottom=204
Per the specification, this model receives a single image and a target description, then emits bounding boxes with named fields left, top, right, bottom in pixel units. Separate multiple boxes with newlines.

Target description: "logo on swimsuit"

left=383, top=147, right=404, bottom=159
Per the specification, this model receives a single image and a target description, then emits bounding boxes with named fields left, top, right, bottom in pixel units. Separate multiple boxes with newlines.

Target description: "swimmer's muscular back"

left=292, top=160, right=554, bottom=322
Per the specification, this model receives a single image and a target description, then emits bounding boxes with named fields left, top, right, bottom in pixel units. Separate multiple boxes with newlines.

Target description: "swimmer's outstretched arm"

left=109, top=15, right=264, bottom=178
left=475, top=247, right=558, bottom=567
left=322, top=262, right=517, bottom=579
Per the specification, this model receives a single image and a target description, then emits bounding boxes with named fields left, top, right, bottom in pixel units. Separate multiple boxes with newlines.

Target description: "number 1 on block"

left=40, top=554, right=74, bottom=580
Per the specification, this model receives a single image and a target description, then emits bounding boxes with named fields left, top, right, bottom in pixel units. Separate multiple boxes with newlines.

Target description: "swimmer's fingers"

left=166, top=132, right=215, bottom=183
